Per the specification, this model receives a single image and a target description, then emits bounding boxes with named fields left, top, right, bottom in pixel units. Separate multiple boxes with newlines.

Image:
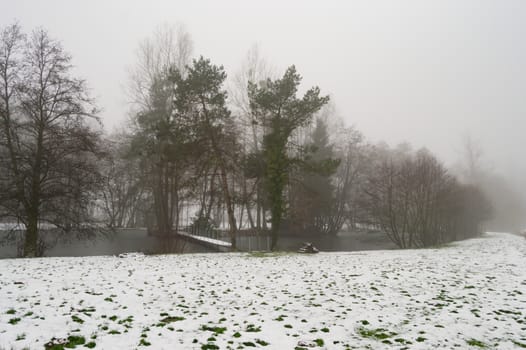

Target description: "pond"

left=0, top=229, right=210, bottom=258
left=0, top=228, right=396, bottom=258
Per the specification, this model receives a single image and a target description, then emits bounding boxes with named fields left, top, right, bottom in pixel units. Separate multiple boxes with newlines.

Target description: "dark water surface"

left=0, top=229, right=210, bottom=259
left=0, top=229, right=396, bottom=259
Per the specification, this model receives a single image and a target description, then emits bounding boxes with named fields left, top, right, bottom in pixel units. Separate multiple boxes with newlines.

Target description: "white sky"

left=2, top=0, right=526, bottom=185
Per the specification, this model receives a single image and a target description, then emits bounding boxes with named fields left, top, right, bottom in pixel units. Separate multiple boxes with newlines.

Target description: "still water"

left=0, top=229, right=396, bottom=259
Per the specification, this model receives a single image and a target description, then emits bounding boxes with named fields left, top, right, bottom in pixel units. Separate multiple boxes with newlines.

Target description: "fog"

left=2, top=0, right=525, bottom=229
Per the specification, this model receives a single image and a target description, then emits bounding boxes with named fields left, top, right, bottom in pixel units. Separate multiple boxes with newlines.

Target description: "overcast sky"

left=2, top=0, right=526, bottom=184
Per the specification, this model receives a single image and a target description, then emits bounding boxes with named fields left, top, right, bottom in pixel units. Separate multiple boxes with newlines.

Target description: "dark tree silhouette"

left=0, top=24, right=103, bottom=256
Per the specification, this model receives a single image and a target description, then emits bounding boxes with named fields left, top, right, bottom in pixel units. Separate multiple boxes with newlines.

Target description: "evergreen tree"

left=171, top=57, right=240, bottom=248
left=293, top=118, right=340, bottom=234
left=248, top=66, right=329, bottom=249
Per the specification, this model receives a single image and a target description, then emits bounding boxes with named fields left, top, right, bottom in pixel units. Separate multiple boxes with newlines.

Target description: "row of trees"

left=1, top=24, right=493, bottom=256
left=362, top=147, right=492, bottom=248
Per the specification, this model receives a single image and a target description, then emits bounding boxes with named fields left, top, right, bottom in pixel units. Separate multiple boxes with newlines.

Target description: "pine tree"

left=248, top=66, right=329, bottom=249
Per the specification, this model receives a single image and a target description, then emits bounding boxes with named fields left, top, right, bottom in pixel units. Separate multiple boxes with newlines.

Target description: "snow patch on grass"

left=0, top=232, right=525, bottom=349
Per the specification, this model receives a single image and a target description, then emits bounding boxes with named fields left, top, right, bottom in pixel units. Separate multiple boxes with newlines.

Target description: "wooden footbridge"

left=175, top=230, right=232, bottom=252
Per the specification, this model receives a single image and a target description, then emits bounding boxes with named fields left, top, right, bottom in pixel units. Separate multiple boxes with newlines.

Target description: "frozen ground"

left=0, top=232, right=525, bottom=349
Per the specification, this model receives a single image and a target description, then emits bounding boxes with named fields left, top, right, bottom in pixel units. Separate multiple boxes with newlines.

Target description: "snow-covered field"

left=0, top=233, right=525, bottom=349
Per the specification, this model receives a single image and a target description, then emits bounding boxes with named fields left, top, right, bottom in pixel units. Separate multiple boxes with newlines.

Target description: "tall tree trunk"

left=242, top=178, right=255, bottom=229
left=268, top=174, right=284, bottom=251
left=218, top=165, right=237, bottom=250
left=256, top=182, right=261, bottom=230
left=198, top=90, right=239, bottom=249
left=153, top=163, right=171, bottom=236
left=24, top=124, right=44, bottom=257
left=270, top=211, right=280, bottom=251
left=245, top=200, right=255, bottom=229
left=174, top=186, right=180, bottom=233
left=266, top=144, right=287, bottom=250
left=205, top=171, right=217, bottom=219
left=24, top=210, right=39, bottom=257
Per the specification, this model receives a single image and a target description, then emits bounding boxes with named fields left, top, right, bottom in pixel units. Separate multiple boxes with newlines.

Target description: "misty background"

left=1, top=0, right=525, bottom=231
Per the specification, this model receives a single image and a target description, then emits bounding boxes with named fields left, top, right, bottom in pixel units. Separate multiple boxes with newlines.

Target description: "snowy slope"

left=0, top=232, right=525, bottom=349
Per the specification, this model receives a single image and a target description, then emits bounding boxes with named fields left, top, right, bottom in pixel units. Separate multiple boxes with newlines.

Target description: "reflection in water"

left=235, top=231, right=397, bottom=252
left=0, top=229, right=396, bottom=259
left=0, top=229, right=211, bottom=258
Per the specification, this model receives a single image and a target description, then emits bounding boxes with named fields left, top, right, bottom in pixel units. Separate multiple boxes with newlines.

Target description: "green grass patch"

left=466, top=338, right=487, bottom=348
left=245, top=324, right=261, bottom=332
left=256, top=339, right=269, bottom=346
left=200, top=325, right=227, bottom=334
left=358, top=327, right=397, bottom=340
left=8, top=317, right=21, bottom=325
left=160, top=316, right=185, bottom=323
left=71, top=315, right=84, bottom=324
left=45, top=335, right=87, bottom=350
left=314, top=338, right=324, bottom=346
left=201, top=344, right=219, bottom=350
left=512, top=340, right=526, bottom=348
left=139, top=338, right=151, bottom=346
left=65, top=336, right=86, bottom=347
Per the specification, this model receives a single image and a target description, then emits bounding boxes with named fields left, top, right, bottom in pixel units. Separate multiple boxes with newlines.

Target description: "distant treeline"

left=0, top=24, right=491, bottom=257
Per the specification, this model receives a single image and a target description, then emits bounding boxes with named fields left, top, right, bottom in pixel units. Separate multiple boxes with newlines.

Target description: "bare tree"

left=99, top=134, right=146, bottom=228
left=0, top=24, right=103, bottom=256
left=127, top=24, right=194, bottom=238
left=127, top=23, right=193, bottom=111
left=460, top=134, right=485, bottom=184
left=330, top=125, right=368, bottom=232
left=229, top=45, right=274, bottom=231
left=229, top=44, right=274, bottom=152
left=0, top=24, right=24, bottom=224
left=362, top=145, right=491, bottom=248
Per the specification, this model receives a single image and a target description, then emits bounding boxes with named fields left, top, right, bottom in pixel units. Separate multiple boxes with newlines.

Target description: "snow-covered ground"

left=0, top=232, right=525, bottom=349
